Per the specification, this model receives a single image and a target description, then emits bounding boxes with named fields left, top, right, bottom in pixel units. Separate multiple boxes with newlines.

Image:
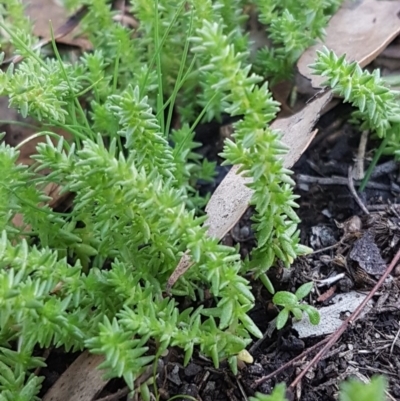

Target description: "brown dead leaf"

left=167, top=250, right=192, bottom=291
left=271, top=81, right=294, bottom=118
left=42, top=351, right=108, bottom=401
left=42, top=351, right=157, bottom=401
left=22, top=0, right=91, bottom=49
left=298, top=0, right=400, bottom=88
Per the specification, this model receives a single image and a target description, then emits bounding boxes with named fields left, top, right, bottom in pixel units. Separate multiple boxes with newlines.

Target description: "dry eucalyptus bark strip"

left=42, top=351, right=108, bottom=401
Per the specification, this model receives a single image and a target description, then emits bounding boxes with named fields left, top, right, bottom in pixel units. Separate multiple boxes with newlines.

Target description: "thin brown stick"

left=296, top=174, right=397, bottom=192
left=347, top=166, right=369, bottom=215
left=289, top=246, right=400, bottom=390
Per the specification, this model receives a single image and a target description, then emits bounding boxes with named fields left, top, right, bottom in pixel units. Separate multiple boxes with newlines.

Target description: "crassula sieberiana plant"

left=0, top=0, right=341, bottom=398
left=253, top=0, right=344, bottom=83
left=250, top=376, right=387, bottom=401
left=311, top=47, right=400, bottom=189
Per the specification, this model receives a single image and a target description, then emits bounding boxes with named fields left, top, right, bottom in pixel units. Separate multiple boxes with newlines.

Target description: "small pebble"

left=240, top=225, right=250, bottom=239
left=184, top=363, right=202, bottom=377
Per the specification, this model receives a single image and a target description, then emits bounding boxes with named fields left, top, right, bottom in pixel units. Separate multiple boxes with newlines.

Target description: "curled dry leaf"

left=297, top=0, right=400, bottom=88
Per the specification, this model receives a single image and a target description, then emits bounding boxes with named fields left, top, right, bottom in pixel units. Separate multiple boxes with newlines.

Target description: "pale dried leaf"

left=298, top=0, right=400, bottom=88
left=167, top=251, right=192, bottom=290
left=42, top=351, right=107, bottom=401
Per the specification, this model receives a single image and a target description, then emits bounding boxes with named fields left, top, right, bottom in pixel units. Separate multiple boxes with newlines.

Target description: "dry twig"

left=347, top=166, right=369, bottom=215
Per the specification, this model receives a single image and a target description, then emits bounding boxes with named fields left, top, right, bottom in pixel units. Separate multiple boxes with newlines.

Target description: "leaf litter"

left=22, top=0, right=91, bottom=50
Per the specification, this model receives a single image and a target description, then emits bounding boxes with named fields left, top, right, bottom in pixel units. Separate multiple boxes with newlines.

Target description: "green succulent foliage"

left=253, top=0, right=344, bottom=82
left=340, top=376, right=387, bottom=401
left=250, top=383, right=288, bottom=401
left=0, top=0, right=337, bottom=397
left=0, top=0, right=33, bottom=53
left=310, top=47, right=400, bottom=187
left=310, top=47, right=400, bottom=139
left=191, top=21, right=310, bottom=285
left=273, top=282, right=320, bottom=330
left=250, top=376, right=388, bottom=401
left=0, top=369, right=43, bottom=401
left=0, top=57, right=79, bottom=122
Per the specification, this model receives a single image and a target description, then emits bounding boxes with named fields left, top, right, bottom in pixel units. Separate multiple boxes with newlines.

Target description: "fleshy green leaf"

left=273, top=291, right=298, bottom=307
left=301, top=305, right=321, bottom=325
left=276, top=308, right=289, bottom=330
left=340, top=376, right=387, bottom=401
left=295, top=282, right=314, bottom=300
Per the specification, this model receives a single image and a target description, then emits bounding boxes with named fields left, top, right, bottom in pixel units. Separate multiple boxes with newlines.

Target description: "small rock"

left=349, top=230, right=386, bottom=275
left=240, top=225, right=250, bottom=239
left=279, top=334, right=305, bottom=352
left=178, top=383, right=199, bottom=400
left=309, top=225, right=337, bottom=249
left=184, top=363, right=202, bottom=377
left=339, top=215, right=362, bottom=234
left=204, top=381, right=216, bottom=394
left=167, top=365, right=182, bottom=386
left=247, top=363, right=264, bottom=376
left=338, top=276, right=353, bottom=292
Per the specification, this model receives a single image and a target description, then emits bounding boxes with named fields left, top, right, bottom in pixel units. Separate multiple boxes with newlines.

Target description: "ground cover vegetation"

left=0, top=0, right=396, bottom=400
